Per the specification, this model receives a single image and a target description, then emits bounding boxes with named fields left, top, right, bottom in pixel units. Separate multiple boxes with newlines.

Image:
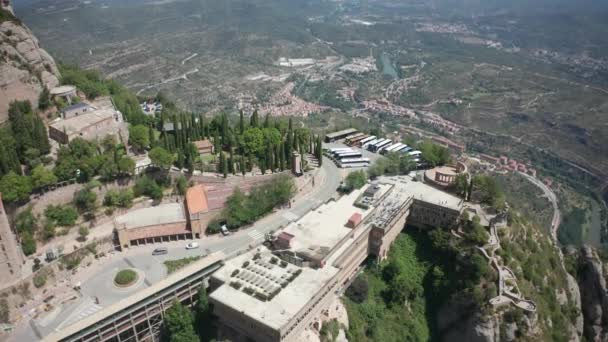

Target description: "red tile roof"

left=186, top=184, right=209, bottom=214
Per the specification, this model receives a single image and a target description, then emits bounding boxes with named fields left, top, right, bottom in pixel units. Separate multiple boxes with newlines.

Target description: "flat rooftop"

left=210, top=188, right=374, bottom=330
left=50, top=108, right=116, bottom=135
left=210, top=249, right=339, bottom=331
left=381, top=175, right=463, bottom=211
left=115, top=203, right=187, bottom=230
left=281, top=188, right=370, bottom=254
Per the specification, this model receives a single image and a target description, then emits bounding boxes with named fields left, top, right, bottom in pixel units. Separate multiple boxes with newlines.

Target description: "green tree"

left=175, top=176, right=188, bottom=195
left=117, top=189, right=134, bottom=208
left=44, top=205, right=78, bottom=226
left=38, top=86, right=51, bottom=110
left=128, top=125, right=150, bottom=153
left=250, top=110, right=259, bottom=128
left=242, top=127, right=264, bottom=155
left=73, top=188, right=97, bottom=213
left=454, top=174, right=469, bottom=198
left=163, top=301, right=197, bottom=342
left=21, top=232, right=36, bottom=256
left=117, top=156, right=135, bottom=175
left=31, top=165, right=57, bottom=189
left=149, top=147, right=174, bottom=169
left=344, top=170, right=367, bottom=192
left=239, top=110, right=245, bottom=134
left=0, top=171, right=32, bottom=203
left=419, top=141, right=450, bottom=167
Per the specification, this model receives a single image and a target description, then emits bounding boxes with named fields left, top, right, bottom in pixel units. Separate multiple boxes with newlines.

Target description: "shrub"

left=61, top=255, right=82, bottom=270
left=243, top=261, right=250, bottom=268
left=253, top=253, right=261, bottom=260
left=114, top=269, right=137, bottom=286
left=33, top=272, right=47, bottom=288
left=345, top=276, right=369, bottom=303
left=78, top=226, right=90, bottom=241
left=44, top=205, right=78, bottom=226
left=229, top=281, right=242, bottom=290
left=231, top=269, right=240, bottom=277
left=21, top=232, right=36, bottom=256
left=243, top=287, right=254, bottom=295
left=134, top=176, right=163, bottom=200
left=280, top=260, right=288, bottom=268
left=270, top=257, right=278, bottom=264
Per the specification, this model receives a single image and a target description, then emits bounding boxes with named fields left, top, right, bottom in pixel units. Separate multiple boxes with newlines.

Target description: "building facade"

left=0, top=193, right=23, bottom=283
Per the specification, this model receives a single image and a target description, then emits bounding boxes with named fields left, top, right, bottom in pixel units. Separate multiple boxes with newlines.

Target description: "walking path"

left=455, top=213, right=537, bottom=313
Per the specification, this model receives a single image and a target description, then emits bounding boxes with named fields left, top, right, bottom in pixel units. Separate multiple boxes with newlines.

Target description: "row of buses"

left=326, top=147, right=370, bottom=168
left=325, top=130, right=424, bottom=168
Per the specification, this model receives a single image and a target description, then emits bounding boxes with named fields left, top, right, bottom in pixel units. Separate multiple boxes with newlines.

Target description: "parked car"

left=221, top=225, right=231, bottom=236
left=152, top=247, right=168, bottom=255
left=186, top=242, right=199, bottom=249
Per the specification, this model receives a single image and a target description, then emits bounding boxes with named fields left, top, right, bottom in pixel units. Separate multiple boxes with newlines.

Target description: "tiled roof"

left=186, top=184, right=209, bottom=214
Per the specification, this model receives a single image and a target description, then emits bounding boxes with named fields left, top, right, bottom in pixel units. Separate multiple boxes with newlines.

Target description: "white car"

left=186, top=242, right=199, bottom=249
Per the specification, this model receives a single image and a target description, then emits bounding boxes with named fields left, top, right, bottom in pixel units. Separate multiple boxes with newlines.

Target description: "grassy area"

left=114, top=269, right=138, bottom=286
left=164, top=256, right=201, bottom=274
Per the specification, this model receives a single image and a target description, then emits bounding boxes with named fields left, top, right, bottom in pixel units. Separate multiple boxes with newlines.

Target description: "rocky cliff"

left=0, top=4, right=60, bottom=122
left=573, top=246, right=608, bottom=342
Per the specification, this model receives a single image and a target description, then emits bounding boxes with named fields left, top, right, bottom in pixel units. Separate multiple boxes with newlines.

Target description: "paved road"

left=19, top=157, right=342, bottom=341
left=518, top=171, right=561, bottom=242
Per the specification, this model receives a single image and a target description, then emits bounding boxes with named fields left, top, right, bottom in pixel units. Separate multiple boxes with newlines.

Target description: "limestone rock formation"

left=0, top=5, right=60, bottom=122
left=578, top=246, right=608, bottom=342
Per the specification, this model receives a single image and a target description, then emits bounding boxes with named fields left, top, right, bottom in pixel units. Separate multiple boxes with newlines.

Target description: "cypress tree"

left=288, top=118, right=293, bottom=131
left=267, top=148, right=274, bottom=173
left=248, top=153, right=254, bottom=174
left=239, top=110, right=245, bottom=134
left=279, top=143, right=286, bottom=171
left=250, top=110, right=259, bottom=128
left=33, top=118, right=50, bottom=154
left=220, top=113, right=228, bottom=146
left=213, top=129, right=221, bottom=154
left=263, top=113, right=270, bottom=128
left=149, top=124, right=156, bottom=147
left=241, top=155, right=246, bottom=176
left=229, top=148, right=235, bottom=175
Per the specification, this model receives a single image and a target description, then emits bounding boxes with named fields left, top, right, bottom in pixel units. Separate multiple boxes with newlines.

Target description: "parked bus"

left=339, top=158, right=371, bottom=168
left=362, top=138, right=381, bottom=149
left=358, top=136, right=376, bottom=145
left=336, top=151, right=363, bottom=159
left=370, top=139, right=392, bottom=152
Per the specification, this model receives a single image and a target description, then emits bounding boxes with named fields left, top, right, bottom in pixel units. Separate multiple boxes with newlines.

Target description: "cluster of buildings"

left=258, top=83, right=328, bottom=117
left=479, top=154, right=538, bottom=178
left=139, top=100, right=163, bottom=116
left=48, top=98, right=128, bottom=145
left=209, top=175, right=464, bottom=342
left=114, top=184, right=217, bottom=248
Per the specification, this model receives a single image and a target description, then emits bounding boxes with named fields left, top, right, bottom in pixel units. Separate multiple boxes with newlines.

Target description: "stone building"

left=48, top=108, right=128, bottom=144
left=209, top=176, right=464, bottom=342
left=193, top=139, right=214, bottom=156
left=0, top=193, right=23, bottom=283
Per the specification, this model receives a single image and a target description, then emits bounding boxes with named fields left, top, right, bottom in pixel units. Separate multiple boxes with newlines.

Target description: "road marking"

left=248, top=230, right=264, bottom=241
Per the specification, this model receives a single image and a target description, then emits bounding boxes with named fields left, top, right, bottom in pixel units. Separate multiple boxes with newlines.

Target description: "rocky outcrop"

left=577, top=246, right=608, bottom=342
left=437, top=299, right=500, bottom=342
left=0, top=5, right=60, bottom=122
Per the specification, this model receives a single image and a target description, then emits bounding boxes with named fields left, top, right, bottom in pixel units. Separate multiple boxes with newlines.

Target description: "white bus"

left=384, top=143, right=404, bottom=153
left=362, top=138, right=381, bottom=149
left=336, top=151, right=363, bottom=159
left=370, top=139, right=392, bottom=152
left=358, top=136, right=376, bottom=146
left=339, top=158, right=371, bottom=168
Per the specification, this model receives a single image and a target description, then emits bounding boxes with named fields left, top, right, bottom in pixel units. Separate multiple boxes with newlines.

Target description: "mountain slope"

left=0, top=4, right=60, bottom=122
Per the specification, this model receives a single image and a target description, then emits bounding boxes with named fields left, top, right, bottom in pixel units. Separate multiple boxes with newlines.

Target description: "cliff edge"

left=0, top=3, right=60, bottom=122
